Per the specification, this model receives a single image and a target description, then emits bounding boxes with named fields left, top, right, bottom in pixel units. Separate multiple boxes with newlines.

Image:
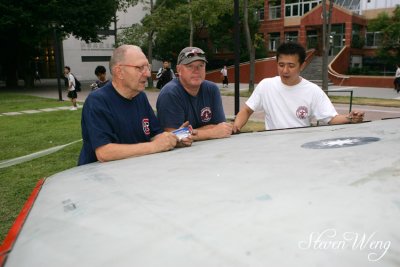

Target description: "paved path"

left=2, top=79, right=400, bottom=122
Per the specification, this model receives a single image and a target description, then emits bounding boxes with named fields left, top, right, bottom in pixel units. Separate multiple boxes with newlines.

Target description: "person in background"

left=233, top=42, right=364, bottom=132
left=64, top=66, right=78, bottom=111
left=156, top=60, right=176, bottom=89
left=78, top=45, right=191, bottom=165
left=220, top=65, right=228, bottom=88
left=90, top=65, right=109, bottom=91
left=34, top=69, right=41, bottom=83
left=156, top=47, right=232, bottom=141
left=394, top=64, right=400, bottom=93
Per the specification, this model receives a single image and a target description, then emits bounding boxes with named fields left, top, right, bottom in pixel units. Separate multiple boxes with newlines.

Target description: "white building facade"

left=62, top=3, right=148, bottom=81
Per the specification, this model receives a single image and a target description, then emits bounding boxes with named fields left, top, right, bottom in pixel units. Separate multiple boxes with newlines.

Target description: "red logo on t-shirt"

left=200, top=107, right=212, bottom=122
left=142, top=118, right=150, bottom=135
left=296, top=106, right=308, bottom=119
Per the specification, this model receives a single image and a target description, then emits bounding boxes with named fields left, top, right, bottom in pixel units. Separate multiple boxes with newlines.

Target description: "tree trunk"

left=243, top=0, right=255, bottom=92
left=147, top=0, right=155, bottom=88
left=3, top=32, right=19, bottom=88
left=189, top=0, right=193, bottom=46
left=322, top=0, right=328, bottom=92
left=147, top=30, right=154, bottom=88
left=322, top=0, right=333, bottom=92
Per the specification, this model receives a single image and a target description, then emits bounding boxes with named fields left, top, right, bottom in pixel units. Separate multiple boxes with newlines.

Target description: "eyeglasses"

left=119, top=64, right=151, bottom=73
left=184, top=49, right=205, bottom=58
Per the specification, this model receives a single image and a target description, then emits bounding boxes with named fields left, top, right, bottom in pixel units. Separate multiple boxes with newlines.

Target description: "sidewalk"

left=2, top=79, right=400, bottom=122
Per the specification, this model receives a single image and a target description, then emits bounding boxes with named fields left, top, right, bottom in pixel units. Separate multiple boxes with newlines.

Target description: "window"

left=285, top=5, right=292, bottom=16
left=258, top=8, right=265, bottom=20
left=285, top=31, right=298, bottom=42
left=269, top=5, right=281, bottom=19
left=269, top=33, right=280, bottom=51
left=306, top=30, right=318, bottom=49
left=82, top=56, right=111, bottom=62
left=365, top=32, right=382, bottom=47
left=285, top=0, right=321, bottom=17
left=292, top=4, right=299, bottom=16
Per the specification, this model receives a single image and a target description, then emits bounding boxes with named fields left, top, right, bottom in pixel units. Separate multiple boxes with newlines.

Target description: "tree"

left=118, top=0, right=267, bottom=87
left=368, top=6, right=400, bottom=67
left=321, top=0, right=333, bottom=92
left=243, top=0, right=264, bottom=92
left=119, top=0, right=234, bottom=85
left=0, top=0, right=136, bottom=88
left=118, top=0, right=186, bottom=86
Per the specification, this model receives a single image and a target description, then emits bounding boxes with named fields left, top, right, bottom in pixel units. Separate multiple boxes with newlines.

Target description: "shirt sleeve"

left=210, top=86, right=226, bottom=123
left=245, top=83, right=263, bottom=112
left=311, top=89, right=338, bottom=124
left=156, top=68, right=163, bottom=79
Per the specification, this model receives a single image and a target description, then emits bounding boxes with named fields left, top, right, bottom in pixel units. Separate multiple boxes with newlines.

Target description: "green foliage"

left=367, top=5, right=400, bottom=65
left=118, top=0, right=267, bottom=71
left=368, top=12, right=391, bottom=32
left=0, top=0, right=136, bottom=87
left=351, top=35, right=365, bottom=49
left=118, top=23, right=148, bottom=47
left=347, top=66, right=381, bottom=75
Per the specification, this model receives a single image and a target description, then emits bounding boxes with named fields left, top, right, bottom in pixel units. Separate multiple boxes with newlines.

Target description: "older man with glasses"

left=78, top=45, right=191, bottom=165
left=156, top=47, right=232, bottom=141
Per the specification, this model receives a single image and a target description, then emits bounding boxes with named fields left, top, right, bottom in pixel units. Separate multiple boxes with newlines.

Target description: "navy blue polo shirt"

left=78, top=83, right=162, bottom=165
left=156, top=79, right=226, bottom=129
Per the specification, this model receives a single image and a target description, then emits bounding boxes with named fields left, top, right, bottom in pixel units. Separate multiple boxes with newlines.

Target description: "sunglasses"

left=184, top=49, right=205, bottom=58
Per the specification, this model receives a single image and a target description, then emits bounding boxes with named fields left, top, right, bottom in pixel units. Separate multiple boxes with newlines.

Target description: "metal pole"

left=234, top=0, right=240, bottom=115
left=53, top=27, right=63, bottom=101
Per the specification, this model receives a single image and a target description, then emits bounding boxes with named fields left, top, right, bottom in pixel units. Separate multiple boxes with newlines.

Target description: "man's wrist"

left=346, top=115, right=353, bottom=123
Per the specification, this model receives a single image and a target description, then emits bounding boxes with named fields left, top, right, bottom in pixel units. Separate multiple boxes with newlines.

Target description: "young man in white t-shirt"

left=64, top=66, right=78, bottom=110
left=233, top=42, right=364, bottom=132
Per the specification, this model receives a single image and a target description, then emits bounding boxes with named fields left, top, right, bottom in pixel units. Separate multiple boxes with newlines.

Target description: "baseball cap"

left=177, top=47, right=208, bottom=65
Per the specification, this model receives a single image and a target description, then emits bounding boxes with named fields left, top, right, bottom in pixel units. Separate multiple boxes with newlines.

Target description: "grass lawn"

left=0, top=93, right=83, bottom=242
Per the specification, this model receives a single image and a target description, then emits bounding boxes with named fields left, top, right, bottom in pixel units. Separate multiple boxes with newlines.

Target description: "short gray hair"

left=109, top=45, right=143, bottom=75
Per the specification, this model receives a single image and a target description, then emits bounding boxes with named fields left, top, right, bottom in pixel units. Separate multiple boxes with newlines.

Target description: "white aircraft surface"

left=1, top=118, right=400, bottom=267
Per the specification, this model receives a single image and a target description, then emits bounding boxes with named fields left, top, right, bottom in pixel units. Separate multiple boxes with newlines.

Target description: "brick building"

left=259, top=0, right=399, bottom=56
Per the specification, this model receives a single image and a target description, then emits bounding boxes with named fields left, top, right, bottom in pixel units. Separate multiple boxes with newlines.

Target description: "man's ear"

left=176, top=65, right=182, bottom=74
left=300, top=62, right=306, bottom=72
left=113, top=66, right=124, bottom=80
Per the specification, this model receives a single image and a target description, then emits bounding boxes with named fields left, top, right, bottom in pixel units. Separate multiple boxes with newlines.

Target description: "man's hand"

left=175, top=121, right=193, bottom=147
left=213, top=122, right=233, bottom=138
left=152, top=132, right=178, bottom=152
left=232, top=124, right=241, bottom=134
left=348, top=110, right=365, bottom=123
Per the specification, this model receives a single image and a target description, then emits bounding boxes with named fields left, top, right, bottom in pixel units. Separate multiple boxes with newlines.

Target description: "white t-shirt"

left=220, top=68, right=227, bottom=76
left=245, top=76, right=338, bottom=130
left=67, top=73, right=75, bottom=91
left=395, top=67, right=400, bottom=78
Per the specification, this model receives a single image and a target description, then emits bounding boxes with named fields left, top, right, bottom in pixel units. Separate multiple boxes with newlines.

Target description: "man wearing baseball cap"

left=156, top=47, right=232, bottom=141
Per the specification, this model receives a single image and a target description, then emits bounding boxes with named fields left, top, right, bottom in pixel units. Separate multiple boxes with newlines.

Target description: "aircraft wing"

left=2, top=119, right=400, bottom=267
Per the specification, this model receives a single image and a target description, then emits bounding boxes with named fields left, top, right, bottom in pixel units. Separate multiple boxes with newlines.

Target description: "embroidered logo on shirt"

left=200, top=107, right=212, bottom=122
left=142, top=118, right=150, bottom=135
left=296, top=106, right=308, bottom=120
